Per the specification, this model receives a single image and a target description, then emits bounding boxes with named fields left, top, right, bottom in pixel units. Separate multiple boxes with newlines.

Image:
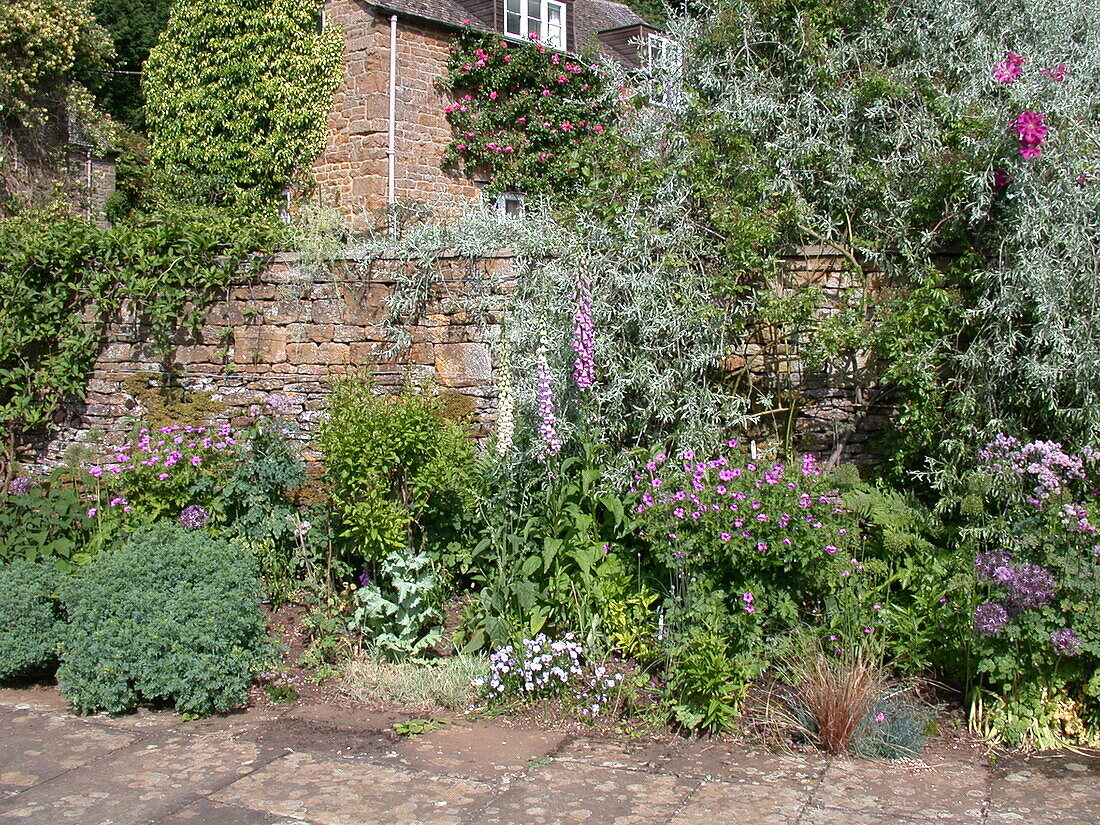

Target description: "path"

left=1, top=688, right=1097, bottom=824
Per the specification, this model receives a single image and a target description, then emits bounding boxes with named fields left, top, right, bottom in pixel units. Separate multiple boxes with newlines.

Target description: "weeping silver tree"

left=623, top=0, right=1100, bottom=465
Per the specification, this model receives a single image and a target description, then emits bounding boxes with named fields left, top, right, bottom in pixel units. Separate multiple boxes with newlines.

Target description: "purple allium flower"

left=6, top=476, right=32, bottom=496
left=1006, top=563, right=1055, bottom=609
left=571, top=273, right=595, bottom=391
left=974, top=602, right=1009, bottom=636
left=179, top=504, right=210, bottom=529
left=975, top=550, right=1013, bottom=580
left=1051, top=627, right=1081, bottom=656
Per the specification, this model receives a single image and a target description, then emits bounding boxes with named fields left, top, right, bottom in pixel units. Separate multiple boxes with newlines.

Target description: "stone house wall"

left=311, top=0, right=484, bottom=229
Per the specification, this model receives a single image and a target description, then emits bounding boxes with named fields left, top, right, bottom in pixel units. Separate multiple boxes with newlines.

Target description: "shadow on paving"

left=1, top=688, right=1099, bottom=825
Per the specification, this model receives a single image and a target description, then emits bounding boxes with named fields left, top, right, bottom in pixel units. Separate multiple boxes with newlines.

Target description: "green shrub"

left=318, top=375, right=478, bottom=573
left=57, top=523, right=273, bottom=716
left=0, top=561, right=64, bottom=680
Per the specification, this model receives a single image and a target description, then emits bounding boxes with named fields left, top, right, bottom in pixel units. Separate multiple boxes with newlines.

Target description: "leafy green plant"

left=143, top=0, right=343, bottom=209
left=351, top=550, right=443, bottom=660
left=462, top=439, right=641, bottom=651
left=392, top=717, right=445, bottom=736
left=664, top=596, right=758, bottom=733
left=319, top=375, right=478, bottom=572
left=0, top=475, right=92, bottom=570
left=0, top=560, right=65, bottom=680
left=57, top=523, right=274, bottom=716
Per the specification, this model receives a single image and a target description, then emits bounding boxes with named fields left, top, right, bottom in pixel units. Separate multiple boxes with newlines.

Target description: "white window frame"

left=503, top=0, right=566, bottom=50
left=491, top=191, right=525, bottom=220
left=643, top=33, right=684, bottom=106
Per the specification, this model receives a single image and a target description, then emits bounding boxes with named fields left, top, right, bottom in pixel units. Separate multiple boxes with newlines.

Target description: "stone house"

left=312, top=0, right=657, bottom=227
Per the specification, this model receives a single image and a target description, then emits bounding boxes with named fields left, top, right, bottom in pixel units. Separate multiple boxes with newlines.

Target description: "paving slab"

left=813, top=757, right=989, bottom=822
left=212, top=750, right=496, bottom=825
left=474, top=761, right=698, bottom=825
left=380, top=722, right=570, bottom=782
left=800, top=806, right=933, bottom=824
left=0, top=707, right=136, bottom=789
left=986, top=762, right=1100, bottom=825
left=667, top=776, right=809, bottom=824
left=551, top=736, right=675, bottom=772
left=0, top=728, right=271, bottom=825
left=151, top=797, right=315, bottom=825
left=660, top=738, right=828, bottom=785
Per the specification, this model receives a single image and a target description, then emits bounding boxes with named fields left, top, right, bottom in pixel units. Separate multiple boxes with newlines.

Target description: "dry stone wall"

left=36, top=248, right=891, bottom=470
left=37, top=251, right=512, bottom=467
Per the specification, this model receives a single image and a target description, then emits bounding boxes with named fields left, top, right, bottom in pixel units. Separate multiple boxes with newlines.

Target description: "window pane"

left=527, top=0, right=541, bottom=36
left=505, top=0, right=522, bottom=35
left=545, top=2, right=563, bottom=48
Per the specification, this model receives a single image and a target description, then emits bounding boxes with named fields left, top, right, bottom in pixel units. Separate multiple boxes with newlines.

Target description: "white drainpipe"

left=387, top=13, right=397, bottom=208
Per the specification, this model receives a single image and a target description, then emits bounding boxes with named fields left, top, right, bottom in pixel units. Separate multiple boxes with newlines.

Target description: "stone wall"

left=312, top=0, right=483, bottom=229
left=34, top=247, right=892, bottom=470
left=35, top=251, right=512, bottom=467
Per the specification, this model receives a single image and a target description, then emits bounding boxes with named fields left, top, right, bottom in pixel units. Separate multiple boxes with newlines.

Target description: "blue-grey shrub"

left=0, top=561, right=64, bottom=680
left=58, top=523, right=274, bottom=716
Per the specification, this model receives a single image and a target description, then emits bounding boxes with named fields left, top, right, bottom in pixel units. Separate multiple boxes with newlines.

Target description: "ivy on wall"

left=143, top=0, right=344, bottom=210
left=0, top=207, right=280, bottom=481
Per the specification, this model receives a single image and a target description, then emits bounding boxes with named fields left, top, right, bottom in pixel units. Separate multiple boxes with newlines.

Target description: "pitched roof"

left=370, top=0, right=655, bottom=63
left=372, top=0, right=477, bottom=29
left=572, top=0, right=651, bottom=54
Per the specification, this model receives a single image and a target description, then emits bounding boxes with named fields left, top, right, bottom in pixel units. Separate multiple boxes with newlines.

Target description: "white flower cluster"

left=473, top=633, right=583, bottom=699
left=473, top=633, right=623, bottom=717
left=577, top=664, right=623, bottom=718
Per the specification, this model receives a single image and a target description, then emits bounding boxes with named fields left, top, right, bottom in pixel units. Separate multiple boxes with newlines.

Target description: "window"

left=643, top=33, right=683, bottom=106
left=504, top=0, right=566, bottom=49
left=492, top=191, right=525, bottom=219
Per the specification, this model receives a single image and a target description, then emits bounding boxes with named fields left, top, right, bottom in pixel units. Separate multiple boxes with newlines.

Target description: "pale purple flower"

left=7, top=477, right=31, bottom=495
left=1051, top=627, right=1081, bottom=656
left=179, top=504, right=210, bottom=528
left=536, top=341, right=561, bottom=457
left=974, top=602, right=1009, bottom=636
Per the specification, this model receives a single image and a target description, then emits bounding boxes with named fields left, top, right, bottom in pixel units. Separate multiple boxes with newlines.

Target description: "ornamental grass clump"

left=782, top=640, right=888, bottom=756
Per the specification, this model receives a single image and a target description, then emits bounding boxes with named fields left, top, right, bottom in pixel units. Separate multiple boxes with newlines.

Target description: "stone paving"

left=1, top=688, right=1099, bottom=825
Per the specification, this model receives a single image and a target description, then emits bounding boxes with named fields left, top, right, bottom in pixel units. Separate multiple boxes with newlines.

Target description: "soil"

left=253, top=600, right=994, bottom=766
